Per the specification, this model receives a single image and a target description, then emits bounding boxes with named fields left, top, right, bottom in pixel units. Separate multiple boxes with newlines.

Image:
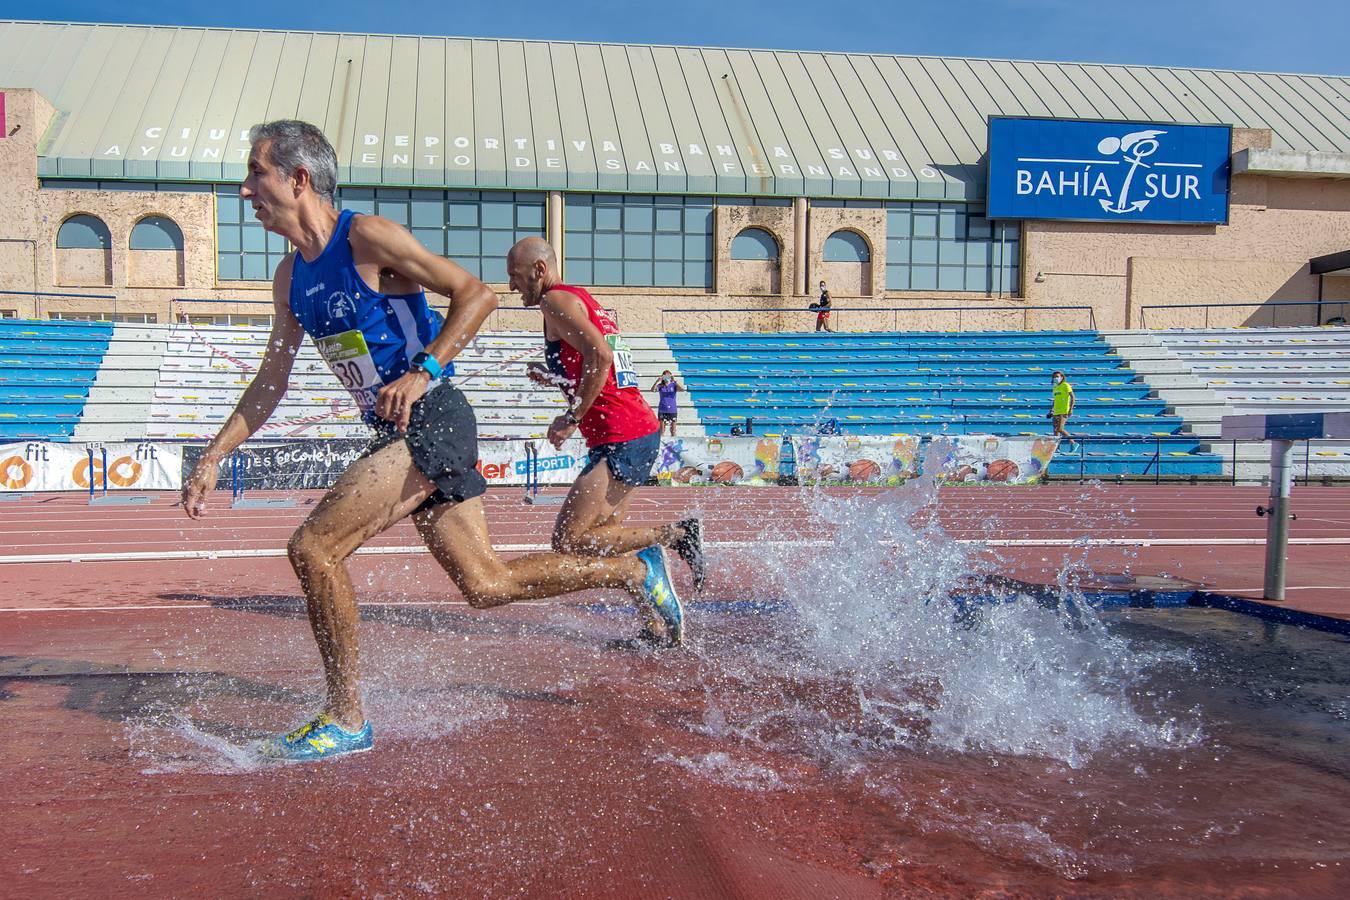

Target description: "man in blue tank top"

left=179, top=121, right=684, bottom=762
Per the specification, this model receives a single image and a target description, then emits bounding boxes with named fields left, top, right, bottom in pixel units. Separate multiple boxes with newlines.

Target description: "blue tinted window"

left=216, top=186, right=289, bottom=282
left=730, top=227, right=779, bottom=261
left=823, top=230, right=870, bottom=263
left=57, top=215, right=111, bottom=250
left=130, top=216, right=184, bottom=251
left=330, top=188, right=545, bottom=285
left=563, top=194, right=713, bottom=288
left=885, top=203, right=1020, bottom=295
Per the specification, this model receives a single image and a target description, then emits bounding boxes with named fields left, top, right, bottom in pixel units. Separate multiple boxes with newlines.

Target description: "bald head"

left=507, top=236, right=561, bottom=305
left=508, top=236, right=557, bottom=272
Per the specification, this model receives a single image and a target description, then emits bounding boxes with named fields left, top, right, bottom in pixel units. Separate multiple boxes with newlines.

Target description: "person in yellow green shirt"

left=1049, top=370, right=1075, bottom=449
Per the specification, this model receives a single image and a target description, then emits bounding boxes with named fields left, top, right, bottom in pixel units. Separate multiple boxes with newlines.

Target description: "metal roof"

left=5, top=20, right=1349, bottom=200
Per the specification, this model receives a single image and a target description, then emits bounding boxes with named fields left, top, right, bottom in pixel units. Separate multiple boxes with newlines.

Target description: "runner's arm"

left=350, top=216, right=498, bottom=430
left=182, top=255, right=303, bottom=517
left=350, top=215, right=497, bottom=367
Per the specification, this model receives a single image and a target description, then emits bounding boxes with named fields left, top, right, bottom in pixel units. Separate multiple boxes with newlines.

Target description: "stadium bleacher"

left=52, top=321, right=700, bottom=443
left=1108, top=327, right=1350, bottom=478
left=666, top=330, right=1223, bottom=477
left=10, top=317, right=1350, bottom=480
left=0, top=319, right=112, bottom=441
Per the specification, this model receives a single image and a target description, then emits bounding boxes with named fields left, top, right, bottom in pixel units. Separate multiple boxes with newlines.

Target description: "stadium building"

left=1, top=19, right=1347, bottom=331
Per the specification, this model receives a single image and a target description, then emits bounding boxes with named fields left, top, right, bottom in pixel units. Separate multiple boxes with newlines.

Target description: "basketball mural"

left=656, top=435, right=1056, bottom=486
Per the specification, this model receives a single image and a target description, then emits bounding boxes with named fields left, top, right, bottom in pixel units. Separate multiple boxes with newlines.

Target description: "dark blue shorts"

left=581, top=429, right=661, bottom=487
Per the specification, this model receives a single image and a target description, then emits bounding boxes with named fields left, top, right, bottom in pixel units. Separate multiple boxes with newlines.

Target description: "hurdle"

left=228, top=449, right=296, bottom=508
left=1220, top=411, right=1350, bottom=601
left=86, top=446, right=152, bottom=505
left=522, top=441, right=566, bottom=506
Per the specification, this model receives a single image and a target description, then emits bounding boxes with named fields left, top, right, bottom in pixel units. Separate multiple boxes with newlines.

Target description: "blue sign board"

left=987, top=117, right=1231, bottom=224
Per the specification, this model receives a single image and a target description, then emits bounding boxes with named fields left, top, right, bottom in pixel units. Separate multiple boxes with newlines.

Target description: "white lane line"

left=1208, top=586, right=1350, bottom=592
left=0, top=599, right=551, bottom=613
left=3, top=536, right=1350, bottom=565
left=6, top=590, right=1348, bottom=615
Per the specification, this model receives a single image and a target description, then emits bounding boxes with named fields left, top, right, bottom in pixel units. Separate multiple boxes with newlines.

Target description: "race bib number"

left=606, top=334, right=638, bottom=390
left=316, top=330, right=381, bottom=413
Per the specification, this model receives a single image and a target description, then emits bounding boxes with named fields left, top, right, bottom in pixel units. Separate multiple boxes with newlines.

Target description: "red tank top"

left=545, top=284, right=658, bottom=448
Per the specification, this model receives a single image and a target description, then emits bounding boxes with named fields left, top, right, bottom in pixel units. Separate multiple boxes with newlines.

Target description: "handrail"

left=0, top=289, right=118, bottom=300
left=1058, top=434, right=1326, bottom=485
left=172, top=297, right=273, bottom=305
left=661, top=305, right=1098, bottom=333
left=1139, top=299, right=1350, bottom=330
left=0, top=288, right=119, bottom=319
left=169, top=297, right=615, bottom=329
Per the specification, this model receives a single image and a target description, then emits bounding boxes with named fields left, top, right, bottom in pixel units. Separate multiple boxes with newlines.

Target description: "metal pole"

left=1232, top=439, right=1237, bottom=486
left=101, top=447, right=109, bottom=498
left=1078, top=438, right=1085, bottom=482
left=526, top=441, right=538, bottom=499
left=1263, top=439, right=1294, bottom=601
left=1304, top=438, right=1311, bottom=485
left=1155, top=437, right=1161, bottom=485
left=87, top=447, right=95, bottom=503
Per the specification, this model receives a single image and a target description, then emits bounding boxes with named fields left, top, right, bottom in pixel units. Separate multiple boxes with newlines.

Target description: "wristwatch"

left=563, top=409, right=579, bottom=426
left=410, top=351, right=443, bottom=379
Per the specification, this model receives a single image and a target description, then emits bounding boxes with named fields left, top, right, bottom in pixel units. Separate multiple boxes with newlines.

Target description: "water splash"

left=694, top=439, right=1200, bottom=770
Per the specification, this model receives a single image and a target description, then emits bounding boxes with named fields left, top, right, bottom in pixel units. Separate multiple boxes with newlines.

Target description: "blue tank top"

left=288, top=209, right=452, bottom=424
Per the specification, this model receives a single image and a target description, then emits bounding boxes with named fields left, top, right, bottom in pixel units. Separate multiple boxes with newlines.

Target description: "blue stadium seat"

left=0, top=320, right=112, bottom=441
left=668, top=330, right=1222, bottom=478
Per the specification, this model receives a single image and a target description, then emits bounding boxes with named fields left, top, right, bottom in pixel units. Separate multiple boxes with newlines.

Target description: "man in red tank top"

left=508, top=238, right=706, bottom=635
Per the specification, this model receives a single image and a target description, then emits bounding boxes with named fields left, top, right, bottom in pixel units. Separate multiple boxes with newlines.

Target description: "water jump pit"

left=2, top=477, right=1348, bottom=897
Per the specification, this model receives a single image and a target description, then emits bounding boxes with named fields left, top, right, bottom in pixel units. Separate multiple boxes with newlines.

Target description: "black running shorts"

left=360, top=382, right=487, bottom=511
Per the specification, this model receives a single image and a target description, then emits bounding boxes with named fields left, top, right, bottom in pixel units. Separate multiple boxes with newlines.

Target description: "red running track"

left=2, top=484, right=1349, bottom=898
left=3, top=484, right=1348, bottom=618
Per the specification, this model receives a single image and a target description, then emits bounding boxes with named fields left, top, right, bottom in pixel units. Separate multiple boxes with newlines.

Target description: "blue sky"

left=1, top=1, right=1344, bottom=75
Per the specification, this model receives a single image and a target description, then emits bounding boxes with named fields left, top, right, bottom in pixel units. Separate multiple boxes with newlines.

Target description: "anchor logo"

left=326, top=291, right=356, bottom=320
left=1095, top=129, right=1165, bottom=215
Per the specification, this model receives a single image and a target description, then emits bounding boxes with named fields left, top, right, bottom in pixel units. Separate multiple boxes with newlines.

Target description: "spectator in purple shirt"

left=651, top=370, right=683, bottom=437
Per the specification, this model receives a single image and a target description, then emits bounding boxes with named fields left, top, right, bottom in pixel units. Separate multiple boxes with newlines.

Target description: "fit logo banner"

left=987, top=117, right=1231, bottom=224
left=0, top=442, right=181, bottom=492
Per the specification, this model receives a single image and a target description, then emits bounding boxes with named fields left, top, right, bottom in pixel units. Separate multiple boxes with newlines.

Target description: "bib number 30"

left=317, top=330, right=382, bottom=412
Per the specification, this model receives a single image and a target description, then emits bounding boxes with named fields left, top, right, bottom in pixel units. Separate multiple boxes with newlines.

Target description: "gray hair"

left=248, top=120, right=338, bottom=205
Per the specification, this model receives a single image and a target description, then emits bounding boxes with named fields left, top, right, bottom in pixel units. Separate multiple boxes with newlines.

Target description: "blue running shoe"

left=257, top=713, right=373, bottom=763
left=636, top=545, right=685, bottom=647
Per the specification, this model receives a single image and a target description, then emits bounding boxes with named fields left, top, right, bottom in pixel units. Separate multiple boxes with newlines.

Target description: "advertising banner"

left=182, top=441, right=368, bottom=491
left=180, top=439, right=592, bottom=491
left=657, top=435, right=1058, bottom=486
left=3, top=435, right=1057, bottom=493
left=483, top=439, right=589, bottom=487
left=655, top=436, right=786, bottom=486
left=987, top=116, right=1231, bottom=224
left=0, top=442, right=181, bottom=492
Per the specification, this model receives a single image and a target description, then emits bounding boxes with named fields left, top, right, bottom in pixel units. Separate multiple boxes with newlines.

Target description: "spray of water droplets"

left=688, top=439, right=1201, bottom=771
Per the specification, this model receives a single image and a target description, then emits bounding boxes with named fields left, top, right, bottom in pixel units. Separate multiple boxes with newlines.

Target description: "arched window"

left=823, top=230, right=870, bottom=263
left=730, top=227, right=780, bottom=261
left=130, top=215, right=184, bottom=251
left=56, top=215, right=111, bottom=250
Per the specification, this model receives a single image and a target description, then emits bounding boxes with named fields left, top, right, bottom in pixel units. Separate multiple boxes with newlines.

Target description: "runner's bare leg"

left=286, top=441, right=439, bottom=730
left=550, top=461, right=682, bottom=556
left=413, top=493, right=646, bottom=606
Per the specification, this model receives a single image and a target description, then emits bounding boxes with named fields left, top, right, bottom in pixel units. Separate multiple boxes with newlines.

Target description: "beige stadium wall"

left=5, top=89, right=1350, bottom=331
